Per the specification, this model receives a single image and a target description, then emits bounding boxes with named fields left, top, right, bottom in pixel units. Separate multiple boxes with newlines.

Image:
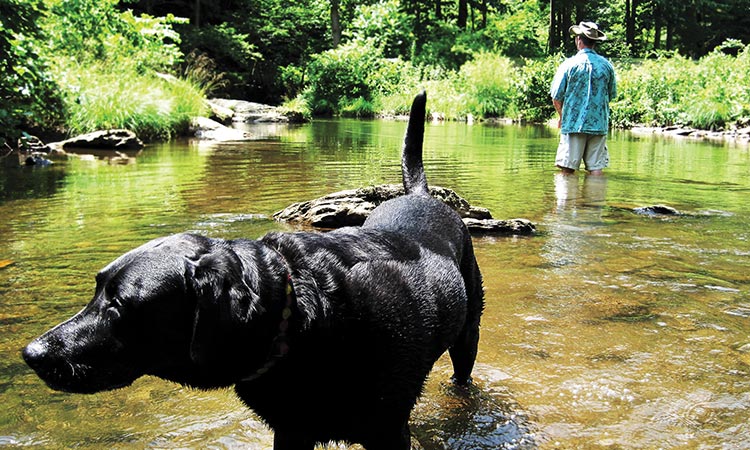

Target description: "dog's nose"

left=22, top=340, right=48, bottom=370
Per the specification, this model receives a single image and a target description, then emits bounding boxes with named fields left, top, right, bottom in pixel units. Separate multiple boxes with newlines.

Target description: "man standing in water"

left=550, top=21, right=617, bottom=176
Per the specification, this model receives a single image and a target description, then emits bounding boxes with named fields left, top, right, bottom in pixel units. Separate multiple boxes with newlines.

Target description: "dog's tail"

left=402, top=91, right=429, bottom=196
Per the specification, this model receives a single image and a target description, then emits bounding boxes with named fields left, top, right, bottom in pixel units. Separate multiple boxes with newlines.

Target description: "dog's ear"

left=187, top=245, right=259, bottom=364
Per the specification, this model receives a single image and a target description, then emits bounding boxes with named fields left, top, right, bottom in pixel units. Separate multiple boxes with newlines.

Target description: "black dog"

left=23, top=92, right=484, bottom=450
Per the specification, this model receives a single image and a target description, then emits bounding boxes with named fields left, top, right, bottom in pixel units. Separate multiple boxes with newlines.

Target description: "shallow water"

left=1, top=120, right=748, bottom=449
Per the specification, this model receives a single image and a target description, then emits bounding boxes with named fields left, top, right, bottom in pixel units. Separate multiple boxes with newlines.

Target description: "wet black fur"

left=23, top=92, right=484, bottom=450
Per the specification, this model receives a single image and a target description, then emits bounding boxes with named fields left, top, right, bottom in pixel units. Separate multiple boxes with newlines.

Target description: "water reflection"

left=543, top=173, right=608, bottom=269
left=0, top=165, right=66, bottom=200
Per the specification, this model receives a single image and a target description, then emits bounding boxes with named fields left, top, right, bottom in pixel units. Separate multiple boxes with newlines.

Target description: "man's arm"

left=553, top=99, right=563, bottom=129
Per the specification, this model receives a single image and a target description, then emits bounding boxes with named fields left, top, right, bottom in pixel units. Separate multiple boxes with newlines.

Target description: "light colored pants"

left=556, top=133, right=609, bottom=171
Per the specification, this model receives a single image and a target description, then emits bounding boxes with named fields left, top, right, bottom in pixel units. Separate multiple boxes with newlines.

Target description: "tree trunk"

left=549, top=0, right=557, bottom=53
left=458, top=0, right=468, bottom=30
left=653, top=4, right=662, bottom=50
left=625, top=0, right=631, bottom=35
left=194, top=0, right=201, bottom=28
left=625, top=0, right=638, bottom=55
left=479, top=0, right=487, bottom=28
left=469, top=1, right=475, bottom=30
left=330, top=0, right=341, bottom=48
left=666, top=23, right=673, bottom=50
left=561, top=2, right=572, bottom=52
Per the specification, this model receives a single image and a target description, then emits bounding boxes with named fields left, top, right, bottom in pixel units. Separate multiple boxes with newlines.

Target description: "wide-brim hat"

left=569, top=21, right=607, bottom=41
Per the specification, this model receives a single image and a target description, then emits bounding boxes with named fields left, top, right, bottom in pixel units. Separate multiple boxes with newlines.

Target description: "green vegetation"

left=1, top=0, right=207, bottom=145
left=300, top=42, right=750, bottom=129
left=1, top=0, right=63, bottom=143
left=44, top=0, right=210, bottom=141
left=2, top=0, right=750, bottom=146
left=612, top=40, right=750, bottom=130
left=58, top=65, right=207, bottom=141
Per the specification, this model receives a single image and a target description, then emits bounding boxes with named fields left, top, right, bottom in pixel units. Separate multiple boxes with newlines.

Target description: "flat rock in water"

left=208, top=98, right=290, bottom=123
left=463, top=218, right=536, bottom=235
left=57, top=129, right=144, bottom=151
left=190, top=117, right=253, bottom=141
left=273, top=184, right=535, bottom=235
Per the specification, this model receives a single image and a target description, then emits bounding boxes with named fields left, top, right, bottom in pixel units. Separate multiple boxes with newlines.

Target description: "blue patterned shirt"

left=550, top=48, right=617, bottom=135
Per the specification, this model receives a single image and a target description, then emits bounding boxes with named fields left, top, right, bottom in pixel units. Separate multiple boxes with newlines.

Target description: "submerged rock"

left=24, top=153, right=53, bottom=166
left=273, top=184, right=535, bottom=235
left=633, top=204, right=681, bottom=216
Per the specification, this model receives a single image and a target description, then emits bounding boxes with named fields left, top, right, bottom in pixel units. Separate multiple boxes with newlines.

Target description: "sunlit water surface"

left=1, top=120, right=749, bottom=449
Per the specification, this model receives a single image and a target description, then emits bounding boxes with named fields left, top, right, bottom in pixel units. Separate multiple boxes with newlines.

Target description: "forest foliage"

left=2, top=0, right=750, bottom=145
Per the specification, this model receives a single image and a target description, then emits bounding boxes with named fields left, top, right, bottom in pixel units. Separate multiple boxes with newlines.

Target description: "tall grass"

left=54, top=61, right=207, bottom=141
left=459, top=51, right=517, bottom=118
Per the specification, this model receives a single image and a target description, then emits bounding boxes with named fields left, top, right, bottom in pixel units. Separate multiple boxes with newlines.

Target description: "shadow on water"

left=0, top=165, right=66, bottom=200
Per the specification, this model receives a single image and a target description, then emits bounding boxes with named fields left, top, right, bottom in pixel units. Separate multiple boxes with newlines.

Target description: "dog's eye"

left=109, top=296, right=124, bottom=309
left=105, top=296, right=126, bottom=321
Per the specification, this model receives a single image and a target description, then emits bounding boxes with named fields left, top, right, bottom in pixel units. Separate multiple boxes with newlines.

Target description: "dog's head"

left=22, top=233, right=280, bottom=393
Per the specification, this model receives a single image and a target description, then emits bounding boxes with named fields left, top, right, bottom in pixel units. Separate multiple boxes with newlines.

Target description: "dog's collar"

left=240, top=255, right=296, bottom=383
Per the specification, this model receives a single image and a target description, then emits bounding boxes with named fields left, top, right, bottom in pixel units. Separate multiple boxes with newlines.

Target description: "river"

left=1, top=120, right=749, bottom=448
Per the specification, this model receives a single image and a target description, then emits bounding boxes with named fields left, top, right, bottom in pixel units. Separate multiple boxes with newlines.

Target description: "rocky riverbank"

left=206, top=98, right=306, bottom=124
left=3, top=99, right=303, bottom=166
left=630, top=124, right=750, bottom=144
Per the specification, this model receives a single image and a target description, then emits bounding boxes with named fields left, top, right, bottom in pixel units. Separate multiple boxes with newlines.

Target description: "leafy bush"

left=43, top=0, right=185, bottom=71
left=611, top=55, right=689, bottom=127
left=483, top=2, right=545, bottom=57
left=0, top=0, right=63, bottom=142
left=304, top=41, right=416, bottom=116
left=683, top=43, right=749, bottom=129
left=304, top=42, right=376, bottom=115
left=36, top=0, right=204, bottom=141
left=350, top=0, right=413, bottom=58
left=514, top=55, right=560, bottom=122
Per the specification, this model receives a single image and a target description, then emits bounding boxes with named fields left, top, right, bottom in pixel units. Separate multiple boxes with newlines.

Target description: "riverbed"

left=1, top=120, right=748, bottom=448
